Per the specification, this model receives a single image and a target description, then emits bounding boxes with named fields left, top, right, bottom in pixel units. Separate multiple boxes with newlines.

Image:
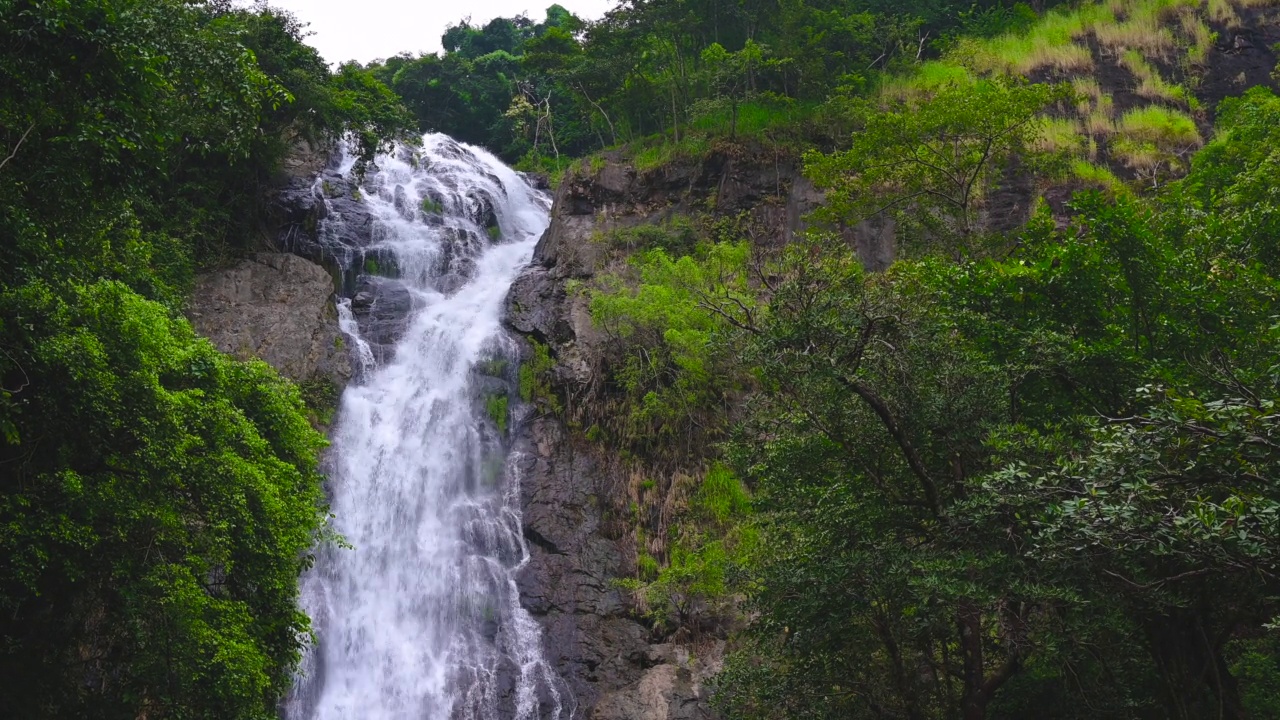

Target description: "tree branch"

left=0, top=122, right=36, bottom=173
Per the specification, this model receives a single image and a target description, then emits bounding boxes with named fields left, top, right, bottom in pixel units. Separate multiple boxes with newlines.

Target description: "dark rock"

left=392, top=184, right=414, bottom=221
left=349, top=276, right=415, bottom=362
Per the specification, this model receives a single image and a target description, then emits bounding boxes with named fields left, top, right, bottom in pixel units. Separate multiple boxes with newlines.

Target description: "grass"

left=631, top=135, right=713, bottom=173
left=1119, top=49, right=1197, bottom=106
left=1110, top=105, right=1203, bottom=176
left=1095, top=13, right=1177, bottom=54
left=1117, top=105, right=1203, bottom=146
left=687, top=98, right=821, bottom=139
left=1086, top=109, right=1118, bottom=136
left=1177, top=9, right=1217, bottom=64
left=695, top=464, right=751, bottom=525
left=1073, top=159, right=1129, bottom=191
left=1073, top=77, right=1111, bottom=112
left=1035, top=117, right=1089, bottom=154
left=954, top=32, right=1095, bottom=76
left=1112, top=137, right=1168, bottom=170
left=879, top=61, right=976, bottom=100
left=1209, top=0, right=1244, bottom=26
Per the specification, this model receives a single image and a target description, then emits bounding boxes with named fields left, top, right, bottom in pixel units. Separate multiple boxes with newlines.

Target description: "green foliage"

left=518, top=339, right=560, bottom=413
left=0, top=281, right=328, bottom=719
left=599, top=217, right=699, bottom=255
left=806, top=80, right=1069, bottom=253
left=486, top=393, right=510, bottom=435
left=625, top=465, right=754, bottom=636
left=714, top=120, right=1280, bottom=714
left=367, top=0, right=1078, bottom=165
left=589, top=241, right=755, bottom=454
left=0, top=2, right=414, bottom=716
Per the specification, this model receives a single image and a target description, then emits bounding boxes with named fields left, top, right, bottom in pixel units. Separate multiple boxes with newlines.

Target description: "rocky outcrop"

left=506, top=143, right=823, bottom=719
left=188, top=253, right=350, bottom=387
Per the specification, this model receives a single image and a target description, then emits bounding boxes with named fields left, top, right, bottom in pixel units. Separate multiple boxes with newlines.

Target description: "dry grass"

left=1095, top=14, right=1178, bottom=54
left=954, top=35, right=1094, bottom=76
left=1119, top=49, right=1196, bottom=105
left=1072, top=77, right=1116, bottom=117
left=1111, top=138, right=1167, bottom=170
left=1086, top=109, right=1119, bottom=136
left=1176, top=8, right=1217, bottom=63
left=1208, top=0, right=1243, bottom=27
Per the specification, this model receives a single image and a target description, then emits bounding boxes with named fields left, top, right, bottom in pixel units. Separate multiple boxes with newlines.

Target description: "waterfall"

left=285, top=135, right=573, bottom=720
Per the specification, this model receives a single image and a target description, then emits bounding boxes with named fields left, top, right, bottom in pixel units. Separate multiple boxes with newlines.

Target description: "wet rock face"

left=188, top=253, right=350, bottom=387
left=349, top=276, right=415, bottom=364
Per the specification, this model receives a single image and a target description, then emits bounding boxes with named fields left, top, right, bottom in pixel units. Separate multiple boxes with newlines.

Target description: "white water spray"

left=286, top=135, right=572, bottom=720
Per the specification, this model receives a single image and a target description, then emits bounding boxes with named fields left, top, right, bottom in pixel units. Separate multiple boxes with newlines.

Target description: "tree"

left=805, top=80, right=1068, bottom=253
left=0, top=281, right=329, bottom=719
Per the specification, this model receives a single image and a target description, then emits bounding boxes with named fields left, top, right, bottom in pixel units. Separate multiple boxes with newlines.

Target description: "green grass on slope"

left=882, top=0, right=1275, bottom=188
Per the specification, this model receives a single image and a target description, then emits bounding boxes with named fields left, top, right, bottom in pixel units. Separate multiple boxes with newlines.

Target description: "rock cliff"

left=189, top=139, right=349, bottom=390
left=504, top=142, right=818, bottom=719
left=188, top=252, right=350, bottom=388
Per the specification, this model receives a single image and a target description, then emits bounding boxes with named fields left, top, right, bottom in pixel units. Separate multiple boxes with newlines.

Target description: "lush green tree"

left=805, top=80, right=1069, bottom=253
left=0, top=281, right=329, bottom=719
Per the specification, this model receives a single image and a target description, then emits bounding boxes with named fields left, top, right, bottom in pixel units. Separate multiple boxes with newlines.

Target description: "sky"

left=263, top=0, right=618, bottom=66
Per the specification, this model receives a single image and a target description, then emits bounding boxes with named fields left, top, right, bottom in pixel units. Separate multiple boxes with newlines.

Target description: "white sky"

left=264, top=0, right=618, bottom=65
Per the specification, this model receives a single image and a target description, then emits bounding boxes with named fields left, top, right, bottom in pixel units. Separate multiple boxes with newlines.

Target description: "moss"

left=485, top=393, right=509, bottom=435
left=363, top=257, right=379, bottom=275
left=487, top=225, right=501, bottom=240
left=420, top=197, right=443, bottom=215
left=476, top=358, right=509, bottom=377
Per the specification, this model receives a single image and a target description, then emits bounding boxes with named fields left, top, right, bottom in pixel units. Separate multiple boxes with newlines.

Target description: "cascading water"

left=285, top=135, right=573, bottom=720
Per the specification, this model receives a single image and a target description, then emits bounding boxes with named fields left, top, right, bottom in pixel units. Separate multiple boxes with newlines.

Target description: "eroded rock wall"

left=505, top=143, right=817, bottom=719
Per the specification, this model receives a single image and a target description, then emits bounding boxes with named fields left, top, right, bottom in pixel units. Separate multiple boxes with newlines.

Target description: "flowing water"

left=285, top=135, right=573, bottom=720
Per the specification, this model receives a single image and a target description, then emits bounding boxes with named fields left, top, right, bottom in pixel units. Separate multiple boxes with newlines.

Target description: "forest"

left=3, top=0, right=1280, bottom=718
